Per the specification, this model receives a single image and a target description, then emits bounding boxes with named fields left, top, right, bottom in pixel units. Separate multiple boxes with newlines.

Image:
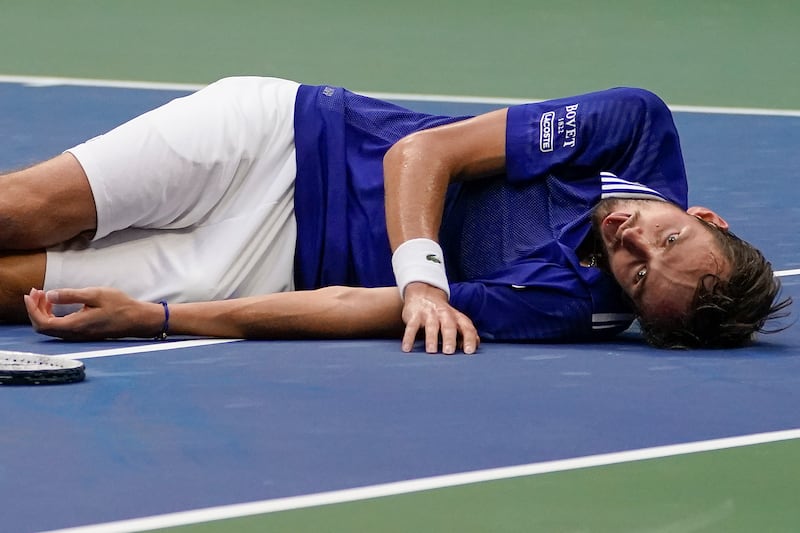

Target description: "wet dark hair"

left=639, top=221, right=792, bottom=349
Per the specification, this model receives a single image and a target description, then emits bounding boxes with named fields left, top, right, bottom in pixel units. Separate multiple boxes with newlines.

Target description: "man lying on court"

left=0, top=77, right=789, bottom=353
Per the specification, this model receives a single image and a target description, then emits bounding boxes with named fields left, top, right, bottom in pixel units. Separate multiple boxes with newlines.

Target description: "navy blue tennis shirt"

left=292, top=86, right=688, bottom=341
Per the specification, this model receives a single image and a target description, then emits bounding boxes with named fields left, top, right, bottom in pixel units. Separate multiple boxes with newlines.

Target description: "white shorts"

left=45, top=77, right=301, bottom=304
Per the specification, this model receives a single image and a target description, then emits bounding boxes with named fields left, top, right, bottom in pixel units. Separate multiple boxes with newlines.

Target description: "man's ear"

left=687, top=206, right=729, bottom=231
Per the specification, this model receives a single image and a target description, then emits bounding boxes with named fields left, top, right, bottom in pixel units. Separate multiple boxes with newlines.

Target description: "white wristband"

left=391, top=238, right=451, bottom=300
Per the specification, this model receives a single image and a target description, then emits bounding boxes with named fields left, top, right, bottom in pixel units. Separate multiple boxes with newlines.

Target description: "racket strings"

left=0, top=350, right=85, bottom=385
left=1, top=356, right=68, bottom=370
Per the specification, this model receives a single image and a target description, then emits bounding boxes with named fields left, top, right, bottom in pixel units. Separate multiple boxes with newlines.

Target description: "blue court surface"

left=1, top=80, right=799, bottom=532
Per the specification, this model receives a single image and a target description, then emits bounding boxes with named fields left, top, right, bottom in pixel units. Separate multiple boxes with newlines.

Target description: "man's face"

left=593, top=199, right=730, bottom=321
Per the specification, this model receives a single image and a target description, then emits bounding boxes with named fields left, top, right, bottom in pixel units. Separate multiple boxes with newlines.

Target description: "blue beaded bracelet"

left=155, top=300, right=170, bottom=340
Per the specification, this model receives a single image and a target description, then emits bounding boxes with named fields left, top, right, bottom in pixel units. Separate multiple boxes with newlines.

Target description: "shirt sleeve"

left=505, top=87, right=688, bottom=206
left=449, top=279, right=593, bottom=341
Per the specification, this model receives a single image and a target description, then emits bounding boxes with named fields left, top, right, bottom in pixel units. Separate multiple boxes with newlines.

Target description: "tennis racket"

left=0, top=350, right=85, bottom=385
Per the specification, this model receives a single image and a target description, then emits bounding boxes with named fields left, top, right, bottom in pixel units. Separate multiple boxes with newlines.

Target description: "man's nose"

left=620, top=227, right=652, bottom=258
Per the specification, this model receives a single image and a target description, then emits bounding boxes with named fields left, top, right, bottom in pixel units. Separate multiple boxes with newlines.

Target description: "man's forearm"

left=167, top=286, right=405, bottom=339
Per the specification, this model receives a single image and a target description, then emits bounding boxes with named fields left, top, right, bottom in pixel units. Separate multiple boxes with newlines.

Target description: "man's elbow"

left=384, top=130, right=435, bottom=171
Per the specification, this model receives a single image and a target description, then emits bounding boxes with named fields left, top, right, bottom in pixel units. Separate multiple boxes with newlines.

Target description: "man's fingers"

left=400, top=292, right=479, bottom=355
left=25, top=299, right=71, bottom=334
left=458, top=314, right=480, bottom=355
left=439, top=314, right=459, bottom=355
left=402, top=309, right=475, bottom=355
left=24, top=289, right=52, bottom=322
left=424, top=313, right=440, bottom=354
left=23, top=293, right=43, bottom=322
left=402, top=318, right=420, bottom=352
left=46, top=287, right=101, bottom=306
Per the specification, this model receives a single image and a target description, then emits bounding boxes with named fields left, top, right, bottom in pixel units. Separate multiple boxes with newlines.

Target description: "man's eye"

left=636, top=267, right=647, bottom=282
left=667, top=233, right=679, bottom=244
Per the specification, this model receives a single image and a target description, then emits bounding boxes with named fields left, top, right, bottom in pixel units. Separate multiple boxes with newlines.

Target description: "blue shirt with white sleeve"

left=292, top=85, right=687, bottom=341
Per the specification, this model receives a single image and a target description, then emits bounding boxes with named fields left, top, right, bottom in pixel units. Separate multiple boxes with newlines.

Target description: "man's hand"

left=24, top=287, right=162, bottom=340
left=401, top=282, right=479, bottom=355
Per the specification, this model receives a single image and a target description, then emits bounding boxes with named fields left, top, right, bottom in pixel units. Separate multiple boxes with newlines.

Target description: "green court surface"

left=156, top=438, right=800, bottom=532
left=1, top=1, right=798, bottom=109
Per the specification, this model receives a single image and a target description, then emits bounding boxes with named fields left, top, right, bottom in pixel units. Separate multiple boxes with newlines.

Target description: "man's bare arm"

left=383, top=108, right=508, bottom=354
left=24, top=286, right=407, bottom=341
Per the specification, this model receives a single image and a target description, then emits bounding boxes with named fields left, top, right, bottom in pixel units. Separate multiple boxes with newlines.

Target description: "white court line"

left=367, top=91, right=800, bottom=117
left=43, top=428, right=800, bottom=533
left=53, top=338, right=242, bottom=360
left=775, top=269, right=800, bottom=278
left=2, top=74, right=800, bottom=117
left=0, top=74, right=203, bottom=92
